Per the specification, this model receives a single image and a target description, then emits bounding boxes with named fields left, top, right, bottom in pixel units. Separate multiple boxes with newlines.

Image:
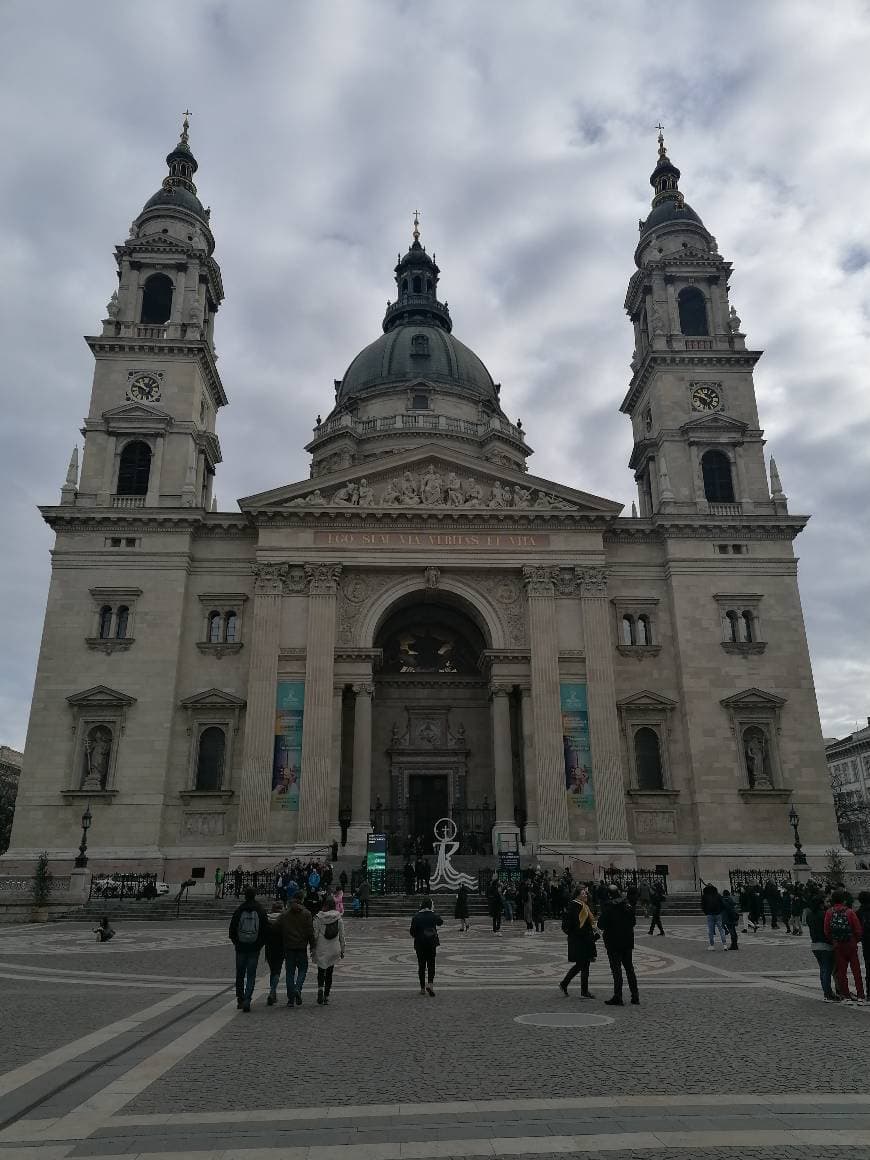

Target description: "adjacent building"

left=3, top=123, right=840, bottom=889
left=826, top=720, right=870, bottom=860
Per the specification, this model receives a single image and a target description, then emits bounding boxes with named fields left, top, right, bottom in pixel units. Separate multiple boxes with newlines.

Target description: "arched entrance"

left=368, top=593, right=494, bottom=854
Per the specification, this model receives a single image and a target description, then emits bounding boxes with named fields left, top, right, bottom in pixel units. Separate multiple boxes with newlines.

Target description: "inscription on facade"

left=315, top=531, right=549, bottom=549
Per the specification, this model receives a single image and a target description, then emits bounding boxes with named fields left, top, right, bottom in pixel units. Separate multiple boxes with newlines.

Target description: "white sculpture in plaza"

left=429, top=817, right=477, bottom=891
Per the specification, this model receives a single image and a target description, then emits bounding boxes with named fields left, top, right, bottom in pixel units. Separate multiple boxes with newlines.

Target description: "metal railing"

left=88, top=872, right=161, bottom=900
left=368, top=807, right=496, bottom=856
left=728, top=867, right=793, bottom=891
left=602, top=867, right=669, bottom=895
left=111, top=496, right=146, bottom=509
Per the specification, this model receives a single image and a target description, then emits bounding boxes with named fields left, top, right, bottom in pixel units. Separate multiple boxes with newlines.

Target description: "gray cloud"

left=1, top=0, right=869, bottom=745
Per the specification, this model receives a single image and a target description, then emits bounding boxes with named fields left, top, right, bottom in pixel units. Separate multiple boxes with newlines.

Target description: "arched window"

left=207, top=611, right=222, bottom=643
left=411, top=333, right=429, bottom=356
left=115, top=606, right=129, bottom=640
left=401, top=278, right=408, bottom=293
left=635, top=727, right=664, bottom=791
left=701, top=450, right=734, bottom=503
left=98, top=605, right=113, bottom=639
left=225, top=612, right=238, bottom=642
left=726, top=610, right=739, bottom=643
left=741, top=610, right=754, bottom=643
left=195, top=726, right=225, bottom=791
left=621, top=615, right=635, bottom=646
left=678, top=286, right=708, bottom=336
left=140, top=273, right=174, bottom=325
left=637, top=615, right=650, bottom=646
left=412, top=275, right=422, bottom=293
left=116, top=441, right=152, bottom=496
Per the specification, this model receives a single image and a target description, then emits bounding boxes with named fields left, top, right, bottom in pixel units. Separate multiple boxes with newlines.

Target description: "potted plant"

left=31, top=851, right=53, bottom=922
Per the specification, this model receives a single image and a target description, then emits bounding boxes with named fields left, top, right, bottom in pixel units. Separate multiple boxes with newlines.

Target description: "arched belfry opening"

left=344, top=591, right=503, bottom=854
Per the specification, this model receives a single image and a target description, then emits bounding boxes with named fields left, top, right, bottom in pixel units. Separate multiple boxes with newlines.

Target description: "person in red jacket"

left=824, top=889, right=865, bottom=1003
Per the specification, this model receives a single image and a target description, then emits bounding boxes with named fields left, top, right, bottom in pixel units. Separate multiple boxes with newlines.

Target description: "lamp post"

left=74, top=803, right=92, bottom=869
left=788, top=803, right=807, bottom=866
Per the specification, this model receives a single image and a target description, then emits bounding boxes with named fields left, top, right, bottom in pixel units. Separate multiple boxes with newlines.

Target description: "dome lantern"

left=382, top=212, right=452, bottom=333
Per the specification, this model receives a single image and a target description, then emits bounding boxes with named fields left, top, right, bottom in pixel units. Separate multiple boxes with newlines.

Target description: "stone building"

left=3, top=123, right=839, bottom=888
left=0, top=745, right=23, bottom=854
left=826, top=720, right=870, bottom=858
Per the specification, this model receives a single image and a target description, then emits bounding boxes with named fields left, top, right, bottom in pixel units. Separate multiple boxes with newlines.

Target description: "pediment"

left=720, top=687, right=786, bottom=710
left=239, top=443, right=622, bottom=516
left=680, top=413, right=747, bottom=435
left=101, top=402, right=173, bottom=429
left=179, top=688, right=247, bottom=710
left=617, top=690, right=678, bottom=711
left=66, top=685, right=137, bottom=707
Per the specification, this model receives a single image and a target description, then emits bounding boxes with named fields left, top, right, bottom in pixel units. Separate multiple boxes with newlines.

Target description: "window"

left=117, top=441, right=152, bottom=496
left=225, top=612, right=238, bottom=642
left=634, top=727, right=664, bottom=791
left=741, top=610, right=754, bottom=643
left=622, top=615, right=635, bottom=646
left=140, top=273, right=174, bottom=325
left=613, top=599, right=659, bottom=654
left=411, top=333, right=430, bottom=357
left=701, top=449, right=734, bottom=503
left=637, top=615, right=650, bottom=646
left=207, top=610, right=222, bottom=643
left=88, top=587, right=142, bottom=653
left=411, top=393, right=429, bottom=410
left=678, top=286, right=708, bottom=336
left=98, top=606, right=113, bottom=639
left=197, top=594, right=248, bottom=656
left=115, top=606, right=129, bottom=640
left=731, top=544, right=744, bottom=555
left=401, top=278, right=408, bottom=293
left=726, top=610, right=739, bottom=643
left=195, top=727, right=226, bottom=791
left=715, top=593, right=765, bottom=653
left=412, top=275, right=422, bottom=293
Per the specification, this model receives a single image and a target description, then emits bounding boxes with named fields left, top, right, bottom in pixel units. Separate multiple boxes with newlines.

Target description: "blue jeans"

left=235, top=947, right=260, bottom=1003
left=812, top=947, right=834, bottom=998
left=706, top=914, right=726, bottom=946
left=503, top=900, right=514, bottom=921
left=285, top=949, right=309, bottom=998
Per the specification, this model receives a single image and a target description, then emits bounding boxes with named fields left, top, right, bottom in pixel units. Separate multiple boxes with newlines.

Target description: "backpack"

left=829, top=908, right=853, bottom=943
left=561, top=909, right=573, bottom=935
left=237, top=908, right=260, bottom=944
left=323, top=917, right=340, bottom=941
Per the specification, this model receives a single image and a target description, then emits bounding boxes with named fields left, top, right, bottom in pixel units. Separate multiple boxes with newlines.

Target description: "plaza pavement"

left=0, top=913, right=868, bottom=1159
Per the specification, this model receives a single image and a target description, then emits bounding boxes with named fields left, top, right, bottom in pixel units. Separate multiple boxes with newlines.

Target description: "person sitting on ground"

left=94, top=915, right=115, bottom=943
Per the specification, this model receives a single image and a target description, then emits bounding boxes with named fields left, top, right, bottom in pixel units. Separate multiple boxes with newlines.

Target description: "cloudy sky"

left=1, top=0, right=869, bottom=748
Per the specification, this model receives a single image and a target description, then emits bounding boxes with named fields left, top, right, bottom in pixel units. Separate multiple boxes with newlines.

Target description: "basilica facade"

left=5, top=123, right=839, bottom=888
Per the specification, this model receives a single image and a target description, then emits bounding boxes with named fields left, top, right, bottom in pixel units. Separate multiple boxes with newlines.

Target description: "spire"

left=658, top=449, right=674, bottom=502
left=163, top=111, right=199, bottom=197
left=649, top=123, right=683, bottom=208
left=382, top=211, right=452, bottom=333
left=60, top=446, right=78, bottom=505
left=770, top=457, right=785, bottom=498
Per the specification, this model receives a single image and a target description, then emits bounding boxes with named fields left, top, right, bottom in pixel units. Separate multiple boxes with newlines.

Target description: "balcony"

left=708, top=502, right=742, bottom=517
left=112, top=496, right=146, bottom=509
left=684, top=338, right=714, bottom=351
left=134, top=325, right=168, bottom=340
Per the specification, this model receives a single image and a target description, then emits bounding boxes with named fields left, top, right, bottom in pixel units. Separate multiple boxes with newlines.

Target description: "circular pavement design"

left=514, top=1011, right=614, bottom=1028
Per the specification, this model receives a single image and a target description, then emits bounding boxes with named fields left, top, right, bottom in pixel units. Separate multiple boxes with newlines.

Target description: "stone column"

left=347, top=682, right=374, bottom=850
left=327, top=685, right=344, bottom=843
left=296, top=564, right=342, bottom=847
left=490, top=683, right=515, bottom=827
left=519, top=683, right=540, bottom=850
left=579, top=567, right=631, bottom=849
left=235, top=563, right=286, bottom=847
left=523, top=566, right=569, bottom=844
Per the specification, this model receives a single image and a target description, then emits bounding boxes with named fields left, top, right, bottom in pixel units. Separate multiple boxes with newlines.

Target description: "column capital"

left=579, top=566, right=608, bottom=597
left=522, top=564, right=559, bottom=597
left=489, top=682, right=513, bottom=699
left=304, top=562, right=343, bottom=595
left=252, top=562, right=287, bottom=596
left=352, top=682, right=374, bottom=698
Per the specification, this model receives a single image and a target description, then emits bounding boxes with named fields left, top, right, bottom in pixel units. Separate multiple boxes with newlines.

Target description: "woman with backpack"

left=559, top=884, right=597, bottom=998
left=410, top=897, right=443, bottom=996
left=311, top=894, right=346, bottom=1006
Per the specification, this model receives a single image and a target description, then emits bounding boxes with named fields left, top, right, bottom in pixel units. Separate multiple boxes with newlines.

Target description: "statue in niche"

left=513, top=485, right=531, bottom=506
left=400, top=471, right=421, bottom=505
left=463, top=478, right=484, bottom=506
left=332, top=482, right=359, bottom=505
left=356, top=478, right=375, bottom=505
left=82, top=725, right=113, bottom=790
left=744, top=727, right=772, bottom=789
left=381, top=479, right=401, bottom=505
left=489, top=480, right=511, bottom=508
left=420, top=464, right=443, bottom=505
left=445, top=472, right=464, bottom=505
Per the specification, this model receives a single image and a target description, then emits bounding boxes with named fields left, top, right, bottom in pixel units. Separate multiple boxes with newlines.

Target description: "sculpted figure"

left=106, top=291, right=120, bottom=320
left=400, top=470, right=421, bottom=505
left=357, top=478, right=375, bottom=505
left=513, top=485, right=532, bottom=506
left=463, top=478, right=484, bottom=506
left=445, top=472, right=464, bottom=505
left=381, top=478, right=401, bottom=505
left=488, top=480, right=510, bottom=508
left=306, top=489, right=326, bottom=505
left=729, top=304, right=743, bottom=333
left=420, top=464, right=443, bottom=505
left=533, top=491, right=553, bottom=509
left=332, top=481, right=359, bottom=505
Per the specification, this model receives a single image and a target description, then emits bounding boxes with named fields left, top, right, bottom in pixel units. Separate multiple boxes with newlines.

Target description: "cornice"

left=620, top=350, right=762, bottom=415
left=248, top=508, right=615, bottom=531
left=39, top=507, right=251, bottom=534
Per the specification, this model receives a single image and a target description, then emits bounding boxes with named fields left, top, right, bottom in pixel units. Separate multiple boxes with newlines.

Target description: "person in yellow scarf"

left=559, top=884, right=598, bottom=998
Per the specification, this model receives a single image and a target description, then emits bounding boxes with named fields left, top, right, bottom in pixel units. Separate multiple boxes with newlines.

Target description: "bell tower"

left=71, top=115, right=227, bottom=511
left=620, top=131, right=784, bottom=519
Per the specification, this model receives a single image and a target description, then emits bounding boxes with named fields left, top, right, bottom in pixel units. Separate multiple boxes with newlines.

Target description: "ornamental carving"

left=304, top=563, right=343, bottom=595
left=464, top=571, right=527, bottom=646
left=522, top=564, right=559, bottom=597
left=337, top=569, right=380, bottom=645
left=252, top=562, right=288, bottom=596
left=352, top=682, right=374, bottom=698
left=182, top=812, right=225, bottom=838
left=424, top=566, right=440, bottom=589
left=286, top=464, right=572, bottom=510
left=579, top=567, right=608, bottom=597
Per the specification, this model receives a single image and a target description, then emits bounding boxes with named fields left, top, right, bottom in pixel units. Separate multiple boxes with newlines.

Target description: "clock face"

left=128, top=373, right=162, bottom=402
left=691, top=384, right=721, bottom=411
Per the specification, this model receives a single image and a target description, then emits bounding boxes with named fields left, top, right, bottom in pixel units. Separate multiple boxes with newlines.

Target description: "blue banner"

left=561, top=683, right=595, bottom=811
left=272, top=680, right=304, bottom=811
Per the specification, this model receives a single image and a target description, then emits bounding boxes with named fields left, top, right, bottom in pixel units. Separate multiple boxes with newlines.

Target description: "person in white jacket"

left=311, top=903, right=346, bottom=1005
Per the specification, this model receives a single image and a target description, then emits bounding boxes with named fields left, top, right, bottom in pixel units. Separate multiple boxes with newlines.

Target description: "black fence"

left=728, top=868, right=793, bottom=891
left=602, top=868, right=669, bottom=895
left=89, top=873, right=161, bottom=901
left=362, top=808, right=496, bottom=856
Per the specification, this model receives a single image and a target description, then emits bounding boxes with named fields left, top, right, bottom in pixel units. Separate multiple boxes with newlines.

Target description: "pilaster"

left=347, top=680, right=374, bottom=852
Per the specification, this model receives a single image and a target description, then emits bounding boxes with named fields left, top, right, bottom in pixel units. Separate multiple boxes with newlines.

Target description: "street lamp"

left=788, top=803, right=807, bottom=866
left=74, top=803, right=93, bottom=869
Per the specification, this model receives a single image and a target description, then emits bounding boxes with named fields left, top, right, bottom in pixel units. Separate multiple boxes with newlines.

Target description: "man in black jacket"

left=597, top=884, right=639, bottom=1006
left=228, top=887, right=269, bottom=1012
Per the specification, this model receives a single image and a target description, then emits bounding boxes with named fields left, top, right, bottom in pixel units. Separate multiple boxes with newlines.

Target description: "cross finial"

left=180, top=109, right=191, bottom=144
left=655, top=122, right=666, bottom=158
left=412, top=209, right=420, bottom=244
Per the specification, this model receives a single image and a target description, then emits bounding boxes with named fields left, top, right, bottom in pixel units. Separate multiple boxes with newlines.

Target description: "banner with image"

left=561, top=683, right=595, bottom=811
left=272, top=680, right=304, bottom=811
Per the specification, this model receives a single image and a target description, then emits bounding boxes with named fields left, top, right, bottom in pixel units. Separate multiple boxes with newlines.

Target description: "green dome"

left=338, top=323, right=497, bottom=404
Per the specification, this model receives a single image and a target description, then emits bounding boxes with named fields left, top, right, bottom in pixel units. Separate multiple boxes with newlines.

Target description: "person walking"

left=356, top=878, right=370, bottom=919
left=487, top=876, right=503, bottom=934
left=410, top=897, right=443, bottom=996
left=559, top=885, right=597, bottom=998
left=648, top=883, right=665, bottom=936
left=721, top=889, right=739, bottom=950
left=701, top=883, right=728, bottom=950
left=763, top=880, right=781, bottom=930
left=806, top=889, right=837, bottom=1001
left=454, top=882, right=470, bottom=933
left=311, top=894, right=346, bottom=1005
left=597, top=884, right=639, bottom=1006
left=532, top=882, right=547, bottom=934
left=264, top=902, right=285, bottom=1005
left=790, top=885, right=804, bottom=936
left=228, top=886, right=269, bottom=1012
left=403, top=860, right=416, bottom=896
left=278, top=889, right=316, bottom=1006
left=214, top=866, right=224, bottom=900
left=522, top=881, right=534, bottom=935
left=824, top=889, right=866, bottom=1004
left=332, top=884, right=344, bottom=915
left=746, top=886, right=762, bottom=933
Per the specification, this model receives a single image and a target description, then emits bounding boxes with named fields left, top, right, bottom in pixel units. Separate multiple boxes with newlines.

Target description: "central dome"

left=337, top=322, right=498, bottom=404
